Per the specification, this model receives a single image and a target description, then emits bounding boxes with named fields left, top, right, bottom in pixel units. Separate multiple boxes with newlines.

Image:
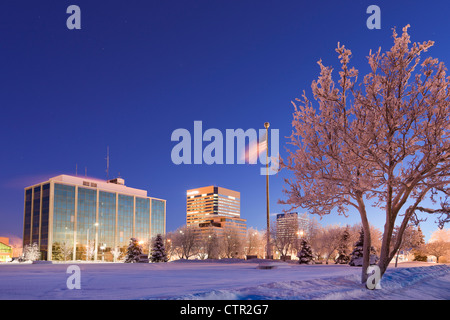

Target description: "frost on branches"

left=297, top=238, right=314, bottom=264
left=281, top=25, right=450, bottom=284
left=22, top=242, right=40, bottom=261
left=150, top=234, right=168, bottom=263
left=124, top=238, right=143, bottom=263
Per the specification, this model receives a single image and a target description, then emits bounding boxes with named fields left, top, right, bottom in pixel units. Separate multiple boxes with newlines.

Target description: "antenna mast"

left=106, top=146, right=110, bottom=180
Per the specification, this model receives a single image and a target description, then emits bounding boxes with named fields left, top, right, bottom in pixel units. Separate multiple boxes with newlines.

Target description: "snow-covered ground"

left=0, top=260, right=448, bottom=300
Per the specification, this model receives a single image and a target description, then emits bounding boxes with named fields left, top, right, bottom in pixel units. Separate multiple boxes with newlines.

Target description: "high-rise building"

left=23, top=175, right=166, bottom=261
left=186, top=186, right=247, bottom=237
left=276, top=212, right=310, bottom=239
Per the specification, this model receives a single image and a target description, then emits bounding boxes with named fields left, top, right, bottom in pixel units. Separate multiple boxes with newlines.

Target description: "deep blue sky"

left=1, top=1, right=449, bottom=242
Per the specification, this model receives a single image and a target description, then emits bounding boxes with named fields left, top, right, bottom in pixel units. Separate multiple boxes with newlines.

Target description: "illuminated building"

left=186, top=186, right=247, bottom=237
left=276, top=212, right=310, bottom=239
left=0, top=237, right=13, bottom=262
left=23, top=175, right=166, bottom=261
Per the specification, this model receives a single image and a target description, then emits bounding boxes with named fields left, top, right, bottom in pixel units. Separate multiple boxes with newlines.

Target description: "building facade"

left=186, top=186, right=247, bottom=237
left=276, top=212, right=310, bottom=239
left=23, top=175, right=166, bottom=261
left=0, top=237, right=13, bottom=262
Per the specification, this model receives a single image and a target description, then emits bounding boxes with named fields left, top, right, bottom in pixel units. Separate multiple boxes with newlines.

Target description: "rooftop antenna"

left=85, top=167, right=87, bottom=177
left=106, top=146, right=110, bottom=180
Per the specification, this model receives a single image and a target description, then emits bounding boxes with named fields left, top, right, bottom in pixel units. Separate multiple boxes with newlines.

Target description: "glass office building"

left=23, top=175, right=166, bottom=261
left=186, top=186, right=247, bottom=238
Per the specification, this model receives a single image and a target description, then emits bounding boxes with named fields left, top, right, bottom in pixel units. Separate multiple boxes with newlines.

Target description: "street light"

left=264, top=122, right=271, bottom=260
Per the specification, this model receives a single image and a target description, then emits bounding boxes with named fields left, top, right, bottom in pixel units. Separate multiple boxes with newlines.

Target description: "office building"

left=276, top=212, right=310, bottom=239
left=0, top=237, right=13, bottom=262
left=23, top=175, right=166, bottom=261
left=186, top=186, right=246, bottom=237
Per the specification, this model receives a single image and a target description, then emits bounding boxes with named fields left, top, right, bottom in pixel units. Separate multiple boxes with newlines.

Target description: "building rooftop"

left=26, top=174, right=148, bottom=197
left=186, top=185, right=240, bottom=198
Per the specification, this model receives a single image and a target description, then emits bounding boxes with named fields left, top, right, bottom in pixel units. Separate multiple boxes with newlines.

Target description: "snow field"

left=0, top=260, right=448, bottom=300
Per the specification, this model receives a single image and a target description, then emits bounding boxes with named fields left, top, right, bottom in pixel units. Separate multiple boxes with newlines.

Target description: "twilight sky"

left=1, top=1, right=449, bottom=242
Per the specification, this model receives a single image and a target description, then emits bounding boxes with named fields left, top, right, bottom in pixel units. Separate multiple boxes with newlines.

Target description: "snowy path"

left=0, top=261, right=448, bottom=300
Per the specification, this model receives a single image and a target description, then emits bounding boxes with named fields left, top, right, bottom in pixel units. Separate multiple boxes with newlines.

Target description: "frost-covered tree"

left=281, top=25, right=450, bottom=283
left=297, top=238, right=314, bottom=264
left=335, top=227, right=351, bottom=264
left=58, top=241, right=73, bottom=262
left=391, top=224, right=424, bottom=266
left=150, top=234, right=168, bottom=263
left=349, top=228, right=379, bottom=266
left=424, top=241, right=450, bottom=263
left=124, top=238, right=143, bottom=263
left=164, top=232, right=175, bottom=261
left=172, top=225, right=199, bottom=259
left=22, top=242, right=40, bottom=261
left=172, top=225, right=199, bottom=260
left=111, top=246, right=123, bottom=262
left=315, top=225, right=344, bottom=264
left=429, top=228, right=450, bottom=243
left=245, top=228, right=264, bottom=258
left=201, top=230, right=220, bottom=260
left=85, top=240, right=95, bottom=261
left=220, top=223, right=244, bottom=259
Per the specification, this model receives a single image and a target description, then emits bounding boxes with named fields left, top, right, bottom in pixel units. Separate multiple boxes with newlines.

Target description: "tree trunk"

left=356, top=193, right=371, bottom=284
left=361, top=219, right=371, bottom=284
left=395, top=250, right=399, bottom=268
left=378, top=220, right=394, bottom=277
left=378, top=202, right=416, bottom=277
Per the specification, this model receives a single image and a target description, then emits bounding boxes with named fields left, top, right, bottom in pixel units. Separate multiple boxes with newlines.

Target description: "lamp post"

left=264, top=121, right=271, bottom=259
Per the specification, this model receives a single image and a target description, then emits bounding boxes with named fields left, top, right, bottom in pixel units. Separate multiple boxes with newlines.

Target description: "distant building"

left=23, top=175, right=166, bottom=261
left=0, top=237, right=13, bottom=262
left=186, top=186, right=247, bottom=237
left=276, top=212, right=309, bottom=239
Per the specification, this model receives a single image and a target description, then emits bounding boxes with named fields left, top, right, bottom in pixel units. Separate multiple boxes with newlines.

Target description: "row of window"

left=23, top=184, right=165, bottom=257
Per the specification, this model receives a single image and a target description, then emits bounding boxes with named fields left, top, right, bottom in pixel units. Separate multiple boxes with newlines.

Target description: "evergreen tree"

left=297, top=238, right=314, bottom=264
left=349, top=228, right=379, bottom=266
left=124, top=238, right=143, bottom=263
left=412, top=226, right=427, bottom=262
left=335, top=227, right=350, bottom=264
left=150, top=234, right=168, bottom=263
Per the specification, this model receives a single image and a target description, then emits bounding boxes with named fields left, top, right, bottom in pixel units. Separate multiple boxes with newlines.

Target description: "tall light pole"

left=264, top=122, right=271, bottom=259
